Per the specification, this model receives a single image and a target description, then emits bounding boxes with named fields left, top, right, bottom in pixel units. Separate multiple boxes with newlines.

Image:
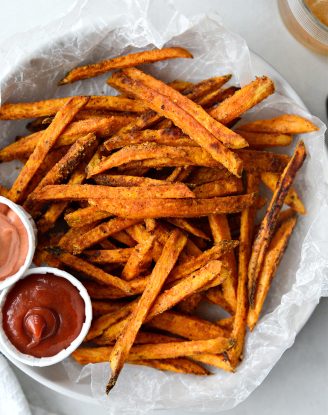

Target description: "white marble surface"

left=0, top=0, right=327, bottom=414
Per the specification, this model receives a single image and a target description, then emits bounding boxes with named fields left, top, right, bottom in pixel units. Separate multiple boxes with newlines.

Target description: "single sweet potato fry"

left=235, top=130, right=293, bottom=147
left=8, top=96, right=89, bottom=203
left=147, top=310, right=226, bottom=339
left=0, top=96, right=147, bottom=119
left=248, top=141, right=306, bottom=307
left=73, top=346, right=212, bottom=375
left=209, top=77, right=275, bottom=125
left=90, top=144, right=289, bottom=175
left=261, top=172, right=306, bottom=214
left=107, top=229, right=187, bottom=393
left=120, top=337, right=233, bottom=360
left=89, top=193, right=258, bottom=219
left=228, top=173, right=259, bottom=368
left=109, top=70, right=243, bottom=176
left=237, top=114, right=318, bottom=134
left=59, top=47, right=193, bottom=84
left=248, top=215, right=297, bottom=331
left=32, top=183, right=195, bottom=202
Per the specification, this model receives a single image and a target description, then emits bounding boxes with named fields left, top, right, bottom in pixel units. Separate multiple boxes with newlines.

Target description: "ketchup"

left=0, top=203, right=28, bottom=281
left=2, top=273, right=85, bottom=357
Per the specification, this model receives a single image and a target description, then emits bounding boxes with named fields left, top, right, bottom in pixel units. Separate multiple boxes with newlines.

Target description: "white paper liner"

left=0, top=0, right=327, bottom=412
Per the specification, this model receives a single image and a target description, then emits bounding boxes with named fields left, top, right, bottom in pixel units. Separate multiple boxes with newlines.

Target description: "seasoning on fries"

left=0, top=44, right=315, bottom=394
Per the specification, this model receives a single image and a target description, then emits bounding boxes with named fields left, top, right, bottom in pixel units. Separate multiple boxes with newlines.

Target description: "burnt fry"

left=261, top=172, right=306, bottom=214
left=248, top=141, right=306, bottom=306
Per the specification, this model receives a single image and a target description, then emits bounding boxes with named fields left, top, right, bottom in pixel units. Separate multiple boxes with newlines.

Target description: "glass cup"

left=278, top=0, right=328, bottom=54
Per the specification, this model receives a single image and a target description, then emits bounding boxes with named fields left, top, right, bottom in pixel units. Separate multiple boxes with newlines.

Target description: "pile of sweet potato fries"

left=0, top=46, right=317, bottom=393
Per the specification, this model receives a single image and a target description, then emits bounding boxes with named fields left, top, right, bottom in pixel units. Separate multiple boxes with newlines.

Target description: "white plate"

left=1, top=51, right=307, bottom=404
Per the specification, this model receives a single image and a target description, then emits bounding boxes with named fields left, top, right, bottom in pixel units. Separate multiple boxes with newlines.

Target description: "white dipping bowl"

left=0, top=267, right=92, bottom=367
left=0, top=196, right=37, bottom=291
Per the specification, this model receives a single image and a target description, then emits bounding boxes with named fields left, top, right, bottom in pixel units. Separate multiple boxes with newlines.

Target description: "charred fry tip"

left=106, top=376, right=117, bottom=395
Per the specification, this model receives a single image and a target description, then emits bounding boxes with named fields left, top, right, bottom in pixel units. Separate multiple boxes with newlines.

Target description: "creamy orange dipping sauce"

left=0, top=203, right=28, bottom=281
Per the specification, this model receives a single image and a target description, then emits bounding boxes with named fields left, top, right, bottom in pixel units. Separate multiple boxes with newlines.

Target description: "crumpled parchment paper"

left=0, top=0, right=327, bottom=413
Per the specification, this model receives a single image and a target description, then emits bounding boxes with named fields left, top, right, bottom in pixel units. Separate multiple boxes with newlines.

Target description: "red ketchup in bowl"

left=2, top=273, right=86, bottom=358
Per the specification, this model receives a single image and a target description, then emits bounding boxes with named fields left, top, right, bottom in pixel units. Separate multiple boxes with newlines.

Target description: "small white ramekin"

left=0, top=267, right=92, bottom=367
left=0, top=196, right=37, bottom=291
